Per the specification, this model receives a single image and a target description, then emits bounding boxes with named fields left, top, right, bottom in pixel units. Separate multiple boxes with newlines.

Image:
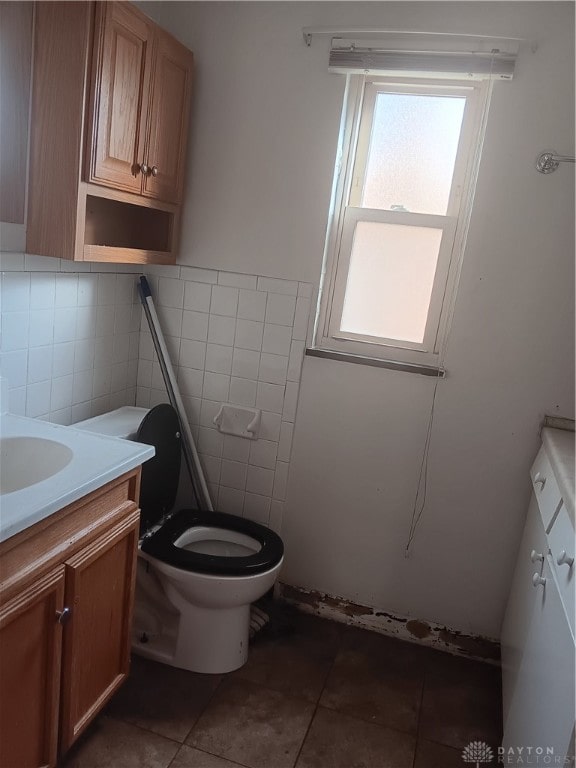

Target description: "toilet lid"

left=136, top=404, right=182, bottom=531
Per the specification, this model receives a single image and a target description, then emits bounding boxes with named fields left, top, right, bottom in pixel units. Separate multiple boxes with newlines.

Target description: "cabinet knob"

left=533, top=472, right=546, bottom=490
left=556, top=550, right=574, bottom=568
left=56, top=606, right=72, bottom=625
left=530, top=549, right=544, bottom=563
left=139, top=163, right=149, bottom=176
left=532, top=573, right=546, bottom=588
left=150, top=165, right=158, bottom=177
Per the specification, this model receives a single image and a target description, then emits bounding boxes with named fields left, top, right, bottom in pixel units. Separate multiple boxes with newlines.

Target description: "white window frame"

left=315, top=74, right=489, bottom=371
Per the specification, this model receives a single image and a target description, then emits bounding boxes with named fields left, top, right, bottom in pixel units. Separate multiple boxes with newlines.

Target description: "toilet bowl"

left=73, top=404, right=284, bottom=674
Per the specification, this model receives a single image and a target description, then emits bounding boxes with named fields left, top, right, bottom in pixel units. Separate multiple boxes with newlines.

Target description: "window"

left=315, top=74, right=489, bottom=372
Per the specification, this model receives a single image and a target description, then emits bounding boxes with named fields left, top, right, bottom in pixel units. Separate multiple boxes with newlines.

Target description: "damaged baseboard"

left=276, top=582, right=500, bottom=665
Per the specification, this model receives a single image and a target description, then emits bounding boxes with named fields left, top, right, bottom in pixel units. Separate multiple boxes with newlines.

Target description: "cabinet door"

left=500, top=495, right=548, bottom=727
left=0, top=1, right=32, bottom=227
left=0, top=566, right=65, bottom=768
left=502, top=556, right=575, bottom=761
left=59, top=511, right=139, bottom=752
left=89, top=2, right=152, bottom=194
left=143, top=29, right=193, bottom=203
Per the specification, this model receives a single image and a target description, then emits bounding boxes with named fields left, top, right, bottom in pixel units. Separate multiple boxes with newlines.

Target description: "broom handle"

left=139, top=276, right=213, bottom=512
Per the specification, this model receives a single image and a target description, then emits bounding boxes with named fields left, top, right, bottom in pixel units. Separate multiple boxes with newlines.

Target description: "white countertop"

left=0, top=413, right=154, bottom=543
left=542, top=427, right=575, bottom=522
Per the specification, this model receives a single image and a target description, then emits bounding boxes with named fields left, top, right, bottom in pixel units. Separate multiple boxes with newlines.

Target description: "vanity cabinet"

left=0, top=469, right=141, bottom=768
left=501, top=436, right=575, bottom=763
left=89, top=2, right=193, bottom=204
left=26, top=1, right=194, bottom=265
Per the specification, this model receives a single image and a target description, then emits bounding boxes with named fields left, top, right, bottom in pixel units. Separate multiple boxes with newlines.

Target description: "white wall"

left=113, top=2, right=575, bottom=638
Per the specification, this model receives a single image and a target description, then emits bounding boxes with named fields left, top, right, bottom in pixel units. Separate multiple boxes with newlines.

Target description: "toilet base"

left=130, top=583, right=251, bottom=673
left=132, top=549, right=282, bottom=674
left=175, top=603, right=250, bottom=673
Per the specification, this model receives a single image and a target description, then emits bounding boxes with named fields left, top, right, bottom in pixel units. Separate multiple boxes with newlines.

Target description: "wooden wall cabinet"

left=0, top=470, right=141, bottom=768
left=26, top=1, right=194, bottom=265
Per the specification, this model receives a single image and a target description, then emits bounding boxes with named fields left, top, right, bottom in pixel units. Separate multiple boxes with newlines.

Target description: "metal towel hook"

left=535, top=150, right=576, bottom=174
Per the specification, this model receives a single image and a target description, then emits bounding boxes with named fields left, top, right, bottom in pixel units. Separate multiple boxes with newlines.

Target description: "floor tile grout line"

left=410, top=670, right=427, bottom=768
left=291, top=699, right=320, bottom=767
left=104, top=713, right=187, bottom=747
left=104, top=672, right=225, bottom=751
left=290, top=638, right=341, bottom=768
left=166, top=741, right=252, bottom=768
left=180, top=673, right=227, bottom=745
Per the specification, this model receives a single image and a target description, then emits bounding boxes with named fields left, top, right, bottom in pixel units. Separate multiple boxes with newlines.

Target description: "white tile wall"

left=136, top=267, right=313, bottom=533
left=0, top=264, right=141, bottom=424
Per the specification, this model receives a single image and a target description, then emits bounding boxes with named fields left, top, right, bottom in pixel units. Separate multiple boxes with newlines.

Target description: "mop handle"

left=138, top=276, right=214, bottom=512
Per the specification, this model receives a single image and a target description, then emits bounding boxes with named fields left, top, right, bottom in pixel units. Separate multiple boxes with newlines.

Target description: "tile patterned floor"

left=60, top=606, right=502, bottom=768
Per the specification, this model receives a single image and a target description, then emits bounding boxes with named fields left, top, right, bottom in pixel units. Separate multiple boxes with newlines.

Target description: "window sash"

left=349, top=81, right=476, bottom=217
left=327, top=207, right=457, bottom=353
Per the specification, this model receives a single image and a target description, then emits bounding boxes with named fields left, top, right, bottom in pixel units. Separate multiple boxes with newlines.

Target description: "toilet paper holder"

left=213, top=405, right=261, bottom=440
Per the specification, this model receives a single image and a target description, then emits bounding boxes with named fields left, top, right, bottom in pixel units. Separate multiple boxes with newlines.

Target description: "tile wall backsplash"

left=0, top=253, right=141, bottom=425
left=0, top=252, right=313, bottom=535
left=136, top=266, right=313, bottom=533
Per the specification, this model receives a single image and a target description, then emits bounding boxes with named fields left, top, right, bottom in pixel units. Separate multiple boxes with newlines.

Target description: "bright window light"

left=340, top=221, right=443, bottom=343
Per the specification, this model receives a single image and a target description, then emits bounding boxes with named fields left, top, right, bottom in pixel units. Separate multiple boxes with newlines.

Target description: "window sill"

left=305, top=347, right=446, bottom=378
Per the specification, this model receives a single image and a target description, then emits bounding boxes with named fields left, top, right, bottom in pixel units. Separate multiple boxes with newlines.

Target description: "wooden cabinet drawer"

left=530, top=446, right=562, bottom=531
left=0, top=469, right=140, bottom=603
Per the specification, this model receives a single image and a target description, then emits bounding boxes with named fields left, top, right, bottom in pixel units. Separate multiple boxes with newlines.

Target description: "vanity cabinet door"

left=502, top=556, right=575, bottom=761
left=0, top=566, right=65, bottom=768
left=59, top=510, right=139, bottom=752
left=500, top=494, right=548, bottom=727
left=143, top=28, right=193, bottom=203
left=88, top=2, right=153, bottom=194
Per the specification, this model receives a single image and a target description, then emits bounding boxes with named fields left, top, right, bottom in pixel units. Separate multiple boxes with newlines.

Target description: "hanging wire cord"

left=404, top=55, right=496, bottom=557
left=404, top=378, right=440, bottom=556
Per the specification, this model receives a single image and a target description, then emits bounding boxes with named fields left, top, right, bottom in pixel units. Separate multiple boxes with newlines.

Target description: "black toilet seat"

left=141, top=509, right=284, bottom=576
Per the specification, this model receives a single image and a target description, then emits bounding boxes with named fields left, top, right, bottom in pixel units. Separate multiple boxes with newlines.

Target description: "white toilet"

left=73, top=404, right=284, bottom=674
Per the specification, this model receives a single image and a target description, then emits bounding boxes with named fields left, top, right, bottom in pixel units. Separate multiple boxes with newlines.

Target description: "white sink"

left=0, top=413, right=155, bottom=543
left=0, top=436, right=74, bottom=494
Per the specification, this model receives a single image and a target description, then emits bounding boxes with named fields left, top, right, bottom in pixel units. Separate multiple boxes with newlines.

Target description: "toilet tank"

left=72, top=407, right=150, bottom=440
left=73, top=405, right=194, bottom=514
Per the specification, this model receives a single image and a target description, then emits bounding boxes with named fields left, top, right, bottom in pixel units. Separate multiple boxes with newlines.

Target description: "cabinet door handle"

left=150, top=165, right=158, bottom=177
left=533, top=472, right=546, bottom=490
left=139, top=163, right=149, bottom=176
left=532, top=573, right=546, bottom=588
left=56, top=606, right=72, bottom=625
left=556, top=550, right=574, bottom=568
left=530, top=549, right=544, bottom=563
